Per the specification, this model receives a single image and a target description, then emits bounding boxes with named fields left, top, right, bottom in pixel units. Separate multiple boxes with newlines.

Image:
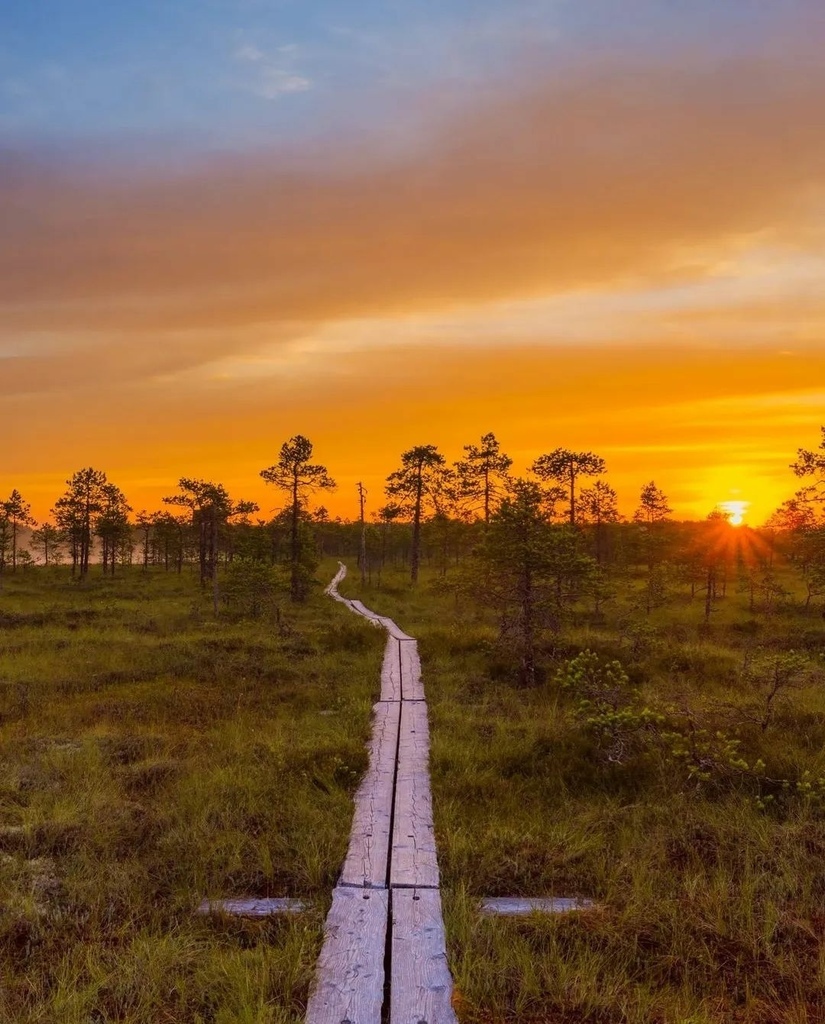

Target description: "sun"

left=719, top=500, right=749, bottom=527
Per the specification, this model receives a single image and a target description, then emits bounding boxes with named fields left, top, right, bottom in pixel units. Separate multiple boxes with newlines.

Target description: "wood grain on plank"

left=381, top=636, right=402, bottom=701
left=339, top=701, right=400, bottom=888
left=390, top=888, right=457, bottom=1024
left=196, top=897, right=306, bottom=916
left=350, top=599, right=382, bottom=625
left=399, top=641, right=425, bottom=701
left=305, top=886, right=388, bottom=1024
left=322, top=562, right=457, bottom=1021
left=324, top=563, right=346, bottom=596
left=480, top=897, right=595, bottom=915
left=391, top=700, right=439, bottom=889
left=377, top=617, right=416, bottom=642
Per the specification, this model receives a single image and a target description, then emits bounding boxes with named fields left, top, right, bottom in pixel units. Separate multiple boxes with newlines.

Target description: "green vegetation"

left=0, top=566, right=383, bottom=1023
left=339, top=558, right=825, bottom=1024
left=2, top=426, right=825, bottom=1021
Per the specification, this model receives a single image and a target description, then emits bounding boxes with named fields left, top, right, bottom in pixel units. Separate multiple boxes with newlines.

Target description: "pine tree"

left=531, top=449, right=606, bottom=525
left=29, top=522, right=65, bottom=566
left=2, top=489, right=37, bottom=572
left=791, top=425, right=825, bottom=495
left=481, top=479, right=595, bottom=684
left=633, top=481, right=674, bottom=612
left=52, top=468, right=108, bottom=578
left=578, top=479, right=620, bottom=564
left=164, top=479, right=258, bottom=596
left=385, top=445, right=445, bottom=583
left=96, top=483, right=132, bottom=575
left=260, top=435, right=335, bottom=601
left=633, top=481, right=672, bottom=524
left=454, top=432, right=512, bottom=523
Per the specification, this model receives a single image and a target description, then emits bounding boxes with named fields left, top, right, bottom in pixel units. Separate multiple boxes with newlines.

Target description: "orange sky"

left=2, top=30, right=824, bottom=527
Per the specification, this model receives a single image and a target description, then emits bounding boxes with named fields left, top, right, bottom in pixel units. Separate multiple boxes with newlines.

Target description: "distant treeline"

left=1, top=430, right=824, bottom=627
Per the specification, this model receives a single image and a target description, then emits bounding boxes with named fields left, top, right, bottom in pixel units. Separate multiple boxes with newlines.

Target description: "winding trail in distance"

left=305, top=562, right=457, bottom=1024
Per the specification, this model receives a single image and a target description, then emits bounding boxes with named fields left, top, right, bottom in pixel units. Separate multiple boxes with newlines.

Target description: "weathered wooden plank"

left=377, top=616, right=416, bottom=642
left=323, top=563, right=346, bottom=594
left=350, top=599, right=383, bottom=626
left=399, top=641, right=425, bottom=701
left=323, top=562, right=458, bottom=1019
left=479, top=897, right=596, bottom=916
left=305, top=886, right=388, bottom=1024
left=339, top=701, right=400, bottom=888
left=391, top=701, right=439, bottom=889
left=380, top=636, right=402, bottom=701
left=196, top=897, right=306, bottom=917
left=391, top=888, right=457, bottom=1024
left=329, top=592, right=353, bottom=610
left=324, top=563, right=348, bottom=599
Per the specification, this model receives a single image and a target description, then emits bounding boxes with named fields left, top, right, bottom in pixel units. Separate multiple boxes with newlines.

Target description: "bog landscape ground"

left=7, top=3, right=825, bottom=1021
left=2, top=549, right=825, bottom=1024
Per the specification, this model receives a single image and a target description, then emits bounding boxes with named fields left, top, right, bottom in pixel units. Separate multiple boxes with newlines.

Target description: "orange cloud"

left=5, top=340, right=823, bottom=526
left=2, top=38, right=824, bottom=526
left=3, top=46, right=825, bottom=339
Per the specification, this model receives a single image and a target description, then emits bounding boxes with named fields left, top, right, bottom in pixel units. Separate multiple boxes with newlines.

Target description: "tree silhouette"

left=578, top=479, right=620, bottom=564
left=425, top=464, right=465, bottom=576
left=52, top=468, right=108, bottom=578
left=153, top=510, right=188, bottom=572
left=0, top=510, right=9, bottom=575
left=481, top=480, right=550, bottom=685
left=386, top=444, right=445, bottom=583
left=634, top=481, right=673, bottom=524
left=633, top=481, right=674, bottom=613
left=97, top=483, right=132, bottom=575
left=260, top=435, right=335, bottom=601
left=454, top=432, right=512, bottom=523
left=531, top=449, right=606, bottom=525
left=29, top=522, right=65, bottom=566
left=2, top=490, right=36, bottom=572
left=481, top=479, right=595, bottom=684
left=375, top=502, right=405, bottom=573
left=164, top=479, right=258, bottom=599
left=792, top=426, right=825, bottom=500
left=135, top=511, right=155, bottom=570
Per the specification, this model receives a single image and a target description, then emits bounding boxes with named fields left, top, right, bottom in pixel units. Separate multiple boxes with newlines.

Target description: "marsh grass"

left=0, top=565, right=383, bottom=1023
left=341, top=562, right=825, bottom=1023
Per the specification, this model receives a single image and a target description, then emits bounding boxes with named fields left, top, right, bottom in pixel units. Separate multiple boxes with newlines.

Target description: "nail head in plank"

left=305, top=886, right=388, bottom=1024
left=480, top=897, right=596, bottom=916
left=339, top=701, right=401, bottom=888
left=196, top=897, right=306, bottom=917
left=391, top=888, right=457, bottom=1024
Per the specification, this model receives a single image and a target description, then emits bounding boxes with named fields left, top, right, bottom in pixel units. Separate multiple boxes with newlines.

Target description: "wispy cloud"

left=4, top=42, right=825, bottom=335
left=232, top=39, right=310, bottom=99
left=233, top=43, right=265, bottom=63
left=254, top=67, right=310, bottom=98
left=3, top=30, right=825, bottom=523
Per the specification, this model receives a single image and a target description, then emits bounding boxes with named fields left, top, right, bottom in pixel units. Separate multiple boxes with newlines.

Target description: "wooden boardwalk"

left=307, top=564, right=457, bottom=1024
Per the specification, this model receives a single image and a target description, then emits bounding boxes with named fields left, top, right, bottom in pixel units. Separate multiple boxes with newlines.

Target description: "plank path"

left=306, top=563, right=457, bottom=1024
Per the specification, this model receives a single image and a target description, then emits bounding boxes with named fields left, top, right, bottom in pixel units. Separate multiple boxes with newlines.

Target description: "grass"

left=0, top=564, right=384, bottom=1023
left=340, top=558, right=825, bottom=1024
left=5, top=553, right=825, bottom=1022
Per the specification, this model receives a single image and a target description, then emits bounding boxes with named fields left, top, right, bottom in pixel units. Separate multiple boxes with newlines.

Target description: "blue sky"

left=1, top=1, right=824, bottom=524
left=1, top=0, right=811, bottom=151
